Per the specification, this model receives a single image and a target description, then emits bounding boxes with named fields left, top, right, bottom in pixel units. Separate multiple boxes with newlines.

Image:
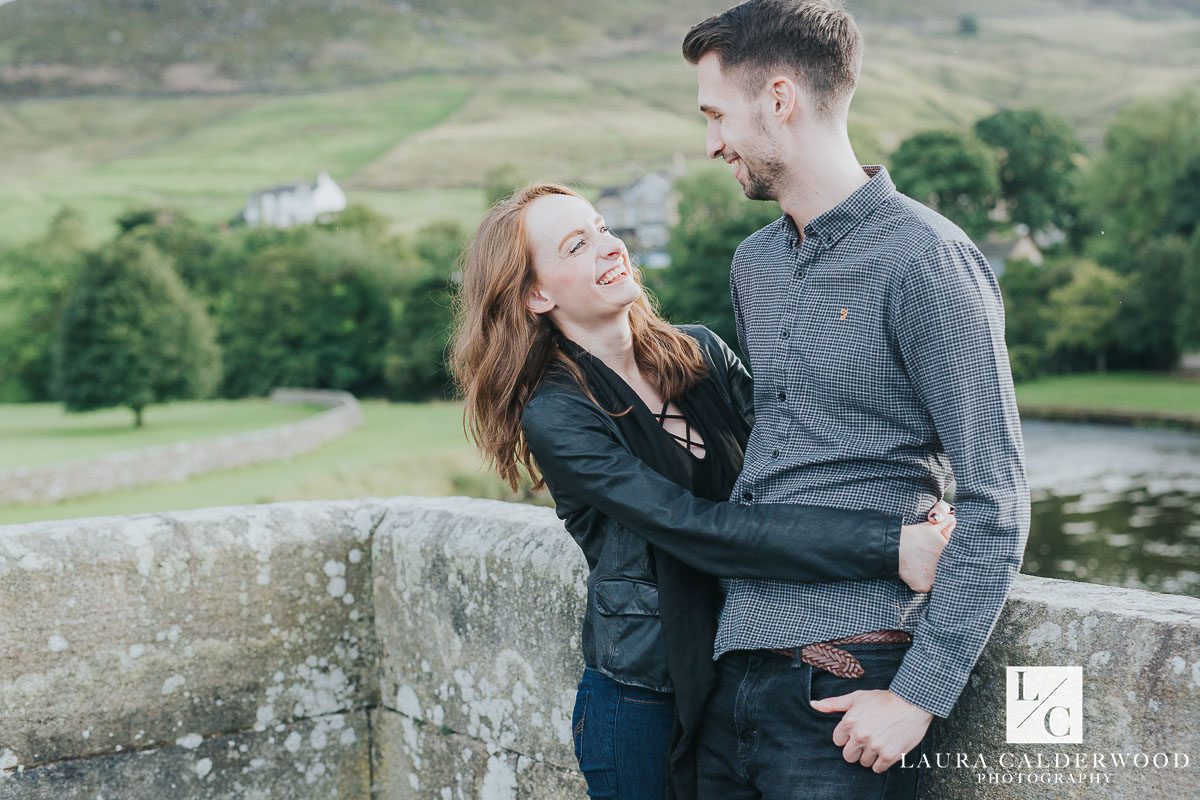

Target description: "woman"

left=449, top=183, right=954, bottom=800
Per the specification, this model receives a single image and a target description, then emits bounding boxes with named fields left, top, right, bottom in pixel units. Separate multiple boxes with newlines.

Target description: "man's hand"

left=809, top=689, right=933, bottom=772
left=898, top=500, right=955, bottom=592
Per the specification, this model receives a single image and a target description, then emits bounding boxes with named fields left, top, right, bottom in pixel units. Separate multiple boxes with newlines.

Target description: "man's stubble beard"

left=742, top=161, right=785, bottom=201
left=739, top=112, right=789, bottom=202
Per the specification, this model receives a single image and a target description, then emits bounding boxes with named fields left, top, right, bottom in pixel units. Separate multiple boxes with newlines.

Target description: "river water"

left=1021, top=421, right=1200, bottom=598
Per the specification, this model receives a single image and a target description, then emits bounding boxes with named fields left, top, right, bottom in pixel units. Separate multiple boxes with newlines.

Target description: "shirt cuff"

left=888, top=645, right=970, bottom=719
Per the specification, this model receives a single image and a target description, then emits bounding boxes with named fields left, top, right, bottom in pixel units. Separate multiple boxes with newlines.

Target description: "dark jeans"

left=572, top=666, right=676, bottom=799
left=696, top=643, right=932, bottom=800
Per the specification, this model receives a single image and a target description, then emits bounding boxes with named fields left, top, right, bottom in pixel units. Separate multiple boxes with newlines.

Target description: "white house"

left=242, top=171, right=347, bottom=228
left=595, top=173, right=679, bottom=269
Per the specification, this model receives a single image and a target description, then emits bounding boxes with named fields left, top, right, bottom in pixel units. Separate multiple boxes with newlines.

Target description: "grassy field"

left=0, top=9, right=1197, bottom=246
left=1015, top=372, right=1200, bottom=419
left=1, top=372, right=1196, bottom=525
left=0, top=400, right=505, bottom=526
left=0, top=399, right=327, bottom=470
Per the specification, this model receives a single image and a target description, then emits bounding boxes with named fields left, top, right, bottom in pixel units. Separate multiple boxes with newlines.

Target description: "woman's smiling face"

left=523, top=193, right=640, bottom=327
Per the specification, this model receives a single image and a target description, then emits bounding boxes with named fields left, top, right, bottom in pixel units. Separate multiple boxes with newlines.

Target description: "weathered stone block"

left=373, top=498, right=586, bottom=771
left=371, top=707, right=585, bottom=800
left=0, top=500, right=383, bottom=773
left=923, top=576, right=1200, bottom=798
left=0, top=711, right=369, bottom=799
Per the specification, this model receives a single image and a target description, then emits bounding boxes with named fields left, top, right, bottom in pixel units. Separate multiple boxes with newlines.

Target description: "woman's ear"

left=526, top=286, right=555, bottom=316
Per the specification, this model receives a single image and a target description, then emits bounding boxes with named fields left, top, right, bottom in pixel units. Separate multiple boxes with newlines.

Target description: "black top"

left=650, top=401, right=737, bottom=506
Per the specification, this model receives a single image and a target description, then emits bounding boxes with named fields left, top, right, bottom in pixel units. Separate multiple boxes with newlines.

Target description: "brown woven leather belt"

left=768, top=629, right=912, bottom=679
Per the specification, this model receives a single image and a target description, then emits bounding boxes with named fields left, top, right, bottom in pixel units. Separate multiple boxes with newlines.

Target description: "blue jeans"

left=571, top=666, right=676, bottom=799
left=696, top=643, right=932, bottom=800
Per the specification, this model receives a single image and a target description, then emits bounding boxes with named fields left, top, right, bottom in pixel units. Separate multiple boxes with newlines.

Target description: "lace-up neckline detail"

left=654, top=401, right=707, bottom=460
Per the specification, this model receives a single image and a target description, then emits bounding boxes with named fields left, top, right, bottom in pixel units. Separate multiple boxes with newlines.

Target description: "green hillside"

left=0, top=1, right=1197, bottom=245
left=2, top=0, right=1196, bottom=95
left=0, top=0, right=730, bottom=94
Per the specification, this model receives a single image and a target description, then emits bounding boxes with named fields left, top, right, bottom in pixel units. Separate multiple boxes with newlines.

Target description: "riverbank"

left=1015, top=372, right=1200, bottom=430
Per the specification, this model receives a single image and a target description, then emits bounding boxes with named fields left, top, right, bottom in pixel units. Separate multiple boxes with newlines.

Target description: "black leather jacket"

left=521, top=325, right=902, bottom=692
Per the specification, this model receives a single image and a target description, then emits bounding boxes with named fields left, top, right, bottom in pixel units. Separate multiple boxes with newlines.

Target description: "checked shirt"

left=716, top=165, right=1031, bottom=718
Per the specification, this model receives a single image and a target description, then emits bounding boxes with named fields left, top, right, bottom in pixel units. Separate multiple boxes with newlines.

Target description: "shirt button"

left=742, top=491, right=754, bottom=503
left=772, top=449, right=780, bottom=458
left=777, top=391, right=787, bottom=402
left=780, top=329, right=789, bottom=339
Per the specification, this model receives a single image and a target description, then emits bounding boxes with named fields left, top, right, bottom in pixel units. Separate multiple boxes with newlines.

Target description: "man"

left=680, top=1, right=1031, bottom=797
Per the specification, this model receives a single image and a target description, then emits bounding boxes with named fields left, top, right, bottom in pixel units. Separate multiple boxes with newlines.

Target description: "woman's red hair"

left=449, top=182, right=707, bottom=490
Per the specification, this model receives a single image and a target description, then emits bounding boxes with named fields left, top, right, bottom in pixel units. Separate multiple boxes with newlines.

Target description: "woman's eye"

left=599, top=225, right=609, bottom=233
left=569, top=239, right=585, bottom=254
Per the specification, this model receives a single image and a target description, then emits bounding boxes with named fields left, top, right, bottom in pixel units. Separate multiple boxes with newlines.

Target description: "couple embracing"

left=450, top=1, right=1031, bottom=798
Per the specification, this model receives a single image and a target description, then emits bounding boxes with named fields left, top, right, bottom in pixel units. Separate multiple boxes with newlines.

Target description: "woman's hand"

left=898, top=500, right=956, bottom=592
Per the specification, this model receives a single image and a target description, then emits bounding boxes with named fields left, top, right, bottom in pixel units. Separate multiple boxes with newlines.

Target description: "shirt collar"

left=782, top=164, right=895, bottom=250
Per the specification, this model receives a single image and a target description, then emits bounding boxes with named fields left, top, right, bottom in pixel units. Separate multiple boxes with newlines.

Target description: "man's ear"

left=526, top=286, right=555, bottom=316
left=768, top=75, right=798, bottom=124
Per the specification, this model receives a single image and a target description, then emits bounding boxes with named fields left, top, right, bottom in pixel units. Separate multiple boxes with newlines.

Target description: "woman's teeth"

left=597, top=266, right=627, bottom=285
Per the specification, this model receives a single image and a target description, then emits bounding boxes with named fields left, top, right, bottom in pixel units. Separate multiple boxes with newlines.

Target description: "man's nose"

left=706, top=124, right=724, bottom=160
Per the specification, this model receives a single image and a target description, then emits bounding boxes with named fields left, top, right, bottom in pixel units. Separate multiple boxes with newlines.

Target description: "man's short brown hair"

left=682, top=0, right=863, bottom=118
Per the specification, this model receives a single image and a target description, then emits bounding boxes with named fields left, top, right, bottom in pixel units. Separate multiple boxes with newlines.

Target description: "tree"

left=1164, top=152, right=1200, bottom=240
left=385, top=266, right=457, bottom=401
left=0, top=207, right=89, bottom=402
left=55, top=237, right=221, bottom=427
left=121, top=208, right=224, bottom=312
left=1084, top=90, right=1200, bottom=256
left=318, top=203, right=392, bottom=239
left=974, top=108, right=1083, bottom=234
left=1045, top=259, right=1128, bottom=372
left=1107, top=236, right=1189, bottom=370
left=1070, top=92, right=1200, bottom=369
left=413, top=220, right=468, bottom=274
left=383, top=222, right=467, bottom=401
left=998, top=257, right=1074, bottom=380
left=646, top=168, right=780, bottom=357
left=217, top=228, right=403, bottom=399
left=1177, top=229, right=1200, bottom=355
left=957, top=15, right=979, bottom=36
left=889, top=130, right=999, bottom=238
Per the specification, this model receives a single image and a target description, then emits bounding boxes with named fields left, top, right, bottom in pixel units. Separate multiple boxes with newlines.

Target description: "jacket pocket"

left=593, top=578, right=660, bottom=617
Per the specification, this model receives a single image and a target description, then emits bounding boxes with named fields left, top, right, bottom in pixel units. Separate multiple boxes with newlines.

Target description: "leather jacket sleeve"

left=712, top=327, right=755, bottom=426
left=522, top=391, right=901, bottom=582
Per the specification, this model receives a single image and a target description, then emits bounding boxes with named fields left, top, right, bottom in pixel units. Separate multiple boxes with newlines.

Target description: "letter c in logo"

left=1044, top=706, right=1071, bottom=737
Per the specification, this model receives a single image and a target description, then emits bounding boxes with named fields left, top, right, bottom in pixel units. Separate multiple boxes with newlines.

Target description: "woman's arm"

left=523, top=391, right=905, bottom=583
left=713, top=327, right=756, bottom=427
left=679, top=323, right=755, bottom=425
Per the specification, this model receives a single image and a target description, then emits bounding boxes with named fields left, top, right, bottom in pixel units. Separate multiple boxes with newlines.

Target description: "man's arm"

left=521, top=391, right=900, bottom=582
left=887, top=238, right=1032, bottom=718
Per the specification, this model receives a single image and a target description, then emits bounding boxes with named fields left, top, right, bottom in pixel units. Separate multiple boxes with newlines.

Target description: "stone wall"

left=0, top=389, right=364, bottom=505
left=1, top=496, right=1197, bottom=798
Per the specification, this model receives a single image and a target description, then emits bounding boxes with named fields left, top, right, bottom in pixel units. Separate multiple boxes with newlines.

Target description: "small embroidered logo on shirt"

left=839, top=308, right=849, bottom=321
